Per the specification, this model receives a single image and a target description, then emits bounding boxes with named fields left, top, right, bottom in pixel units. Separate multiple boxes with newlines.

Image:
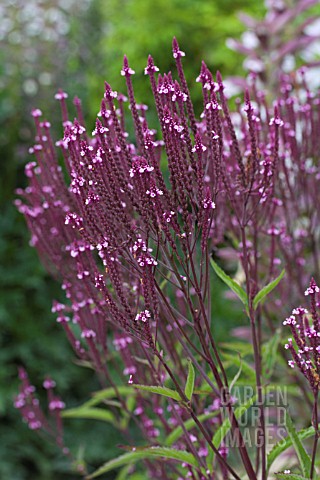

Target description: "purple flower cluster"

left=14, top=368, right=67, bottom=451
left=284, top=279, right=320, bottom=393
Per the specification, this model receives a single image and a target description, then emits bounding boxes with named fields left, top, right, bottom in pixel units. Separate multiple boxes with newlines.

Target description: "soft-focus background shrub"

left=5, top=0, right=320, bottom=477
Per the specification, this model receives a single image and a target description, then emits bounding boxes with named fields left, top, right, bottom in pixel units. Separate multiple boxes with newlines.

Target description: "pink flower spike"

left=43, top=378, right=56, bottom=390
left=54, top=90, right=68, bottom=100
left=121, top=56, right=135, bottom=77
left=49, top=399, right=65, bottom=411
left=304, top=278, right=320, bottom=296
left=172, top=37, right=185, bottom=59
left=81, top=329, right=96, bottom=339
left=31, top=108, right=42, bottom=118
left=104, top=82, right=118, bottom=100
left=144, top=55, right=159, bottom=75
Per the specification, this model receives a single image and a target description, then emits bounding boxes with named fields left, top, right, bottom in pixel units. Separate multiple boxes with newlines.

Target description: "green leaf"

left=275, top=474, right=309, bottom=479
left=229, top=355, right=242, bottom=394
left=207, top=394, right=257, bottom=467
left=210, top=258, right=248, bottom=307
left=284, top=410, right=312, bottom=477
left=119, top=395, right=137, bottom=430
left=222, top=352, right=256, bottom=383
left=267, top=425, right=316, bottom=472
left=62, top=407, right=115, bottom=424
left=126, top=394, right=136, bottom=412
left=165, top=410, right=220, bottom=447
left=184, top=360, right=195, bottom=401
left=84, top=386, right=135, bottom=408
left=262, top=328, right=281, bottom=378
left=116, top=468, right=145, bottom=480
left=133, top=384, right=182, bottom=402
left=86, top=446, right=198, bottom=479
left=159, top=272, right=171, bottom=290
left=253, top=269, right=285, bottom=310
left=220, top=341, right=254, bottom=356
left=115, top=465, right=132, bottom=480
left=213, top=395, right=257, bottom=449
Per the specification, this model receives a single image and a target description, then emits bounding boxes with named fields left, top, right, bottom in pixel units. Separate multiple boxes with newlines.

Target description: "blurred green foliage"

left=0, top=0, right=265, bottom=478
left=89, top=0, right=265, bottom=113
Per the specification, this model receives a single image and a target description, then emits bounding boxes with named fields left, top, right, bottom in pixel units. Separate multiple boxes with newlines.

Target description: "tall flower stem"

left=156, top=353, right=244, bottom=480
left=310, top=393, right=319, bottom=479
left=241, top=226, right=266, bottom=480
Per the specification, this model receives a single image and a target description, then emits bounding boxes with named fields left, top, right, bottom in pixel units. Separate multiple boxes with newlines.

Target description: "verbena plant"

left=14, top=35, right=319, bottom=479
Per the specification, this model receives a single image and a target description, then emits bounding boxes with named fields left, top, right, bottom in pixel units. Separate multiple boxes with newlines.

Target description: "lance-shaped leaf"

left=165, top=410, right=220, bottom=446
left=210, top=258, right=248, bottom=307
left=86, top=446, right=198, bottom=479
left=207, top=394, right=257, bottom=466
left=267, top=425, right=316, bottom=472
left=284, top=409, right=312, bottom=477
left=62, top=407, right=115, bottom=425
left=275, top=474, right=309, bottom=480
left=262, top=328, right=281, bottom=378
left=184, top=360, right=195, bottom=401
left=229, top=354, right=242, bottom=394
left=220, top=341, right=254, bottom=356
left=115, top=465, right=132, bottom=480
left=133, top=384, right=182, bottom=402
left=213, top=395, right=257, bottom=449
left=222, top=352, right=256, bottom=384
left=84, top=386, right=135, bottom=408
left=253, top=269, right=285, bottom=310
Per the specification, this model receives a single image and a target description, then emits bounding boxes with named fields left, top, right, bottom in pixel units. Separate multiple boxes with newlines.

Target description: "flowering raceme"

left=15, top=38, right=320, bottom=479
left=284, top=279, right=320, bottom=392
